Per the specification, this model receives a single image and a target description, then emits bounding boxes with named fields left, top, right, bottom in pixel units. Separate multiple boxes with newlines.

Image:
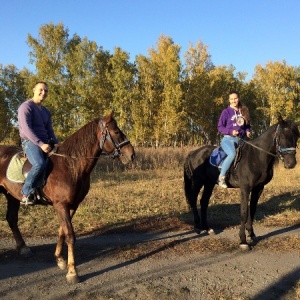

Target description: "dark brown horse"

left=0, top=112, right=135, bottom=284
left=184, top=116, right=299, bottom=250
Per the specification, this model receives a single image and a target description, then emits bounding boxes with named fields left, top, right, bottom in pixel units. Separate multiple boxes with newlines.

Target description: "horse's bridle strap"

left=99, top=120, right=130, bottom=158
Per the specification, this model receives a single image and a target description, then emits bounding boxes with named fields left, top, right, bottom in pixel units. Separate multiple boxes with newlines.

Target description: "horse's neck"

left=252, top=126, right=276, bottom=154
left=58, top=121, right=101, bottom=174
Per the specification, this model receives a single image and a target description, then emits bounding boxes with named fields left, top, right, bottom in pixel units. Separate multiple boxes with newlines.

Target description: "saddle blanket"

left=209, top=147, right=227, bottom=168
left=6, top=153, right=26, bottom=183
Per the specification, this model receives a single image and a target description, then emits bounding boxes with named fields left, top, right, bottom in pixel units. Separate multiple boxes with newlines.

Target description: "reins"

left=239, top=124, right=297, bottom=160
left=240, top=139, right=278, bottom=158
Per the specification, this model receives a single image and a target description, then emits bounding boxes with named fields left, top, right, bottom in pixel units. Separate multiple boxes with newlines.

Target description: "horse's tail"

left=183, top=154, right=194, bottom=208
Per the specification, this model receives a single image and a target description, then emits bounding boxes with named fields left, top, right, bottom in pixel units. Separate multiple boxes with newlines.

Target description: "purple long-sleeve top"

left=18, top=100, right=58, bottom=146
left=217, top=106, right=251, bottom=138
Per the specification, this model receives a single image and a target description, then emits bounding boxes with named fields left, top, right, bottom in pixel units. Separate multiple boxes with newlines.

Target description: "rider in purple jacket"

left=217, top=90, right=251, bottom=188
left=18, top=81, right=58, bottom=205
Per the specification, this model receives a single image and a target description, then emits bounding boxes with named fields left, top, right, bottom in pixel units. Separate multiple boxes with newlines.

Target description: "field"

left=0, top=147, right=300, bottom=299
left=1, top=147, right=299, bottom=238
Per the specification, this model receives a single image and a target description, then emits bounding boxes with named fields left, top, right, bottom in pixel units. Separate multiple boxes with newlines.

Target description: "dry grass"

left=0, top=147, right=299, bottom=240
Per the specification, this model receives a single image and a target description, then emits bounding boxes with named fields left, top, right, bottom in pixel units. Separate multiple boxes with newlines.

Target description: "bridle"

left=99, top=119, right=131, bottom=159
left=241, top=123, right=297, bottom=160
left=273, top=124, right=297, bottom=160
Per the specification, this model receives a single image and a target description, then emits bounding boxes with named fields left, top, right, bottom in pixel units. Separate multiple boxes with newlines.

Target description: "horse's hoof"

left=19, top=246, right=33, bottom=257
left=66, top=274, right=80, bottom=284
left=207, top=228, right=216, bottom=235
left=194, top=227, right=201, bottom=234
left=247, top=235, right=257, bottom=243
left=57, top=258, right=67, bottom=270
left=239, top=243, right=251, bottom=251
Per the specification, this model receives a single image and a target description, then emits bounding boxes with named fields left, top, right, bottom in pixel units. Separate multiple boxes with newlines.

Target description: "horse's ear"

left=277, top=113, right=284, bottom=124
left=104, top=111, right=114, bottom=123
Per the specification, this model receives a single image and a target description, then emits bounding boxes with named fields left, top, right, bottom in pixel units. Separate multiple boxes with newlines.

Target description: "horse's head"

left=275, top=115, right=300, bottom=169
left=98, top=112, right=135, bottom=164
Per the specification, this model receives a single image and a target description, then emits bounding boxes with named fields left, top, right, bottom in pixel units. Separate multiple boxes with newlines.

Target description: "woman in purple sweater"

left=217, top=91, right=251, bottom=188
left=18, top=81, right=58, bottom=205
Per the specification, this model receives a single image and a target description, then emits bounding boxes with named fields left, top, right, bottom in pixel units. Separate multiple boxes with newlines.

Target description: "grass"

left=0, top=146, right=300, bottom=239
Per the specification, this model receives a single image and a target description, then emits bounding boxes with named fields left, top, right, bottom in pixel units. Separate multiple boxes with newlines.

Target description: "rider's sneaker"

left=21, top=193, right=36, bottom=205
left=218, top=175, right=227, bottom=188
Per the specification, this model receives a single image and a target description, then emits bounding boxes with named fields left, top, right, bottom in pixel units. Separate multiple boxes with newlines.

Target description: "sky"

left=1, top=0, right=299, bottom=81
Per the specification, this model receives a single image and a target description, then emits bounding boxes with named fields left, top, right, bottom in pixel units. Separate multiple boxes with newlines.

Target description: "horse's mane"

left=53, top=119, right=100, bottom=179
left=58, top=119, right=100, bottom=157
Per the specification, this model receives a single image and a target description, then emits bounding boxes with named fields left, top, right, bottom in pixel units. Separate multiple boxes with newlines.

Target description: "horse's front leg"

left=239, top=186, right=251, bottom=250
left=6, top=194, right=32, bottom=257
left=246, top=185, right=264, bottom=241
left=54, top=205, right=79, bottom=284
left=55, top=226, right=67, bottom=270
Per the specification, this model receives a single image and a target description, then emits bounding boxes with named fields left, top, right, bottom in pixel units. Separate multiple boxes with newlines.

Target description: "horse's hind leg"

left=190, top=193, right=202, bottom=233
left=184, top=169, right=202, bottom=233
left=199, top=182, right=215, bottom=234
left=6, top=193, right=32, bottom=257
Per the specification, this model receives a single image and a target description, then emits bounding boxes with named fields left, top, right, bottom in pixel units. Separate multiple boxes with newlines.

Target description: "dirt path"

left=0, top=225, right=299, bottom=300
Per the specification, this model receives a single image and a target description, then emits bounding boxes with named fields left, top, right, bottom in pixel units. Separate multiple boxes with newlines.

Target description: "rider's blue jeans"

left=220, top=135, right=239, bottom=176
left=21, top=139, right=47, bottom=196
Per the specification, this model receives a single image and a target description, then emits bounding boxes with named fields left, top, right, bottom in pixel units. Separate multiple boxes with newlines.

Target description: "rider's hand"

left=232, top=130, right=239, bottom=136
left=246, top=131, right=252, bottom=138
left=41, top=143, right=51, bottom=153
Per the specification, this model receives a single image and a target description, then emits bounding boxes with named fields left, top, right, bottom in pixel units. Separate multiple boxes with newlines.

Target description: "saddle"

left=209, top=142, right=244, bottom=169
left=6, top=151, right=51, bottom=205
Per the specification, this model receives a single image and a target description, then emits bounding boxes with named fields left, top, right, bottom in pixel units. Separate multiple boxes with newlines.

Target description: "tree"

left=148, top=35, right=183, bottom=146
left=252, top=60, right=300, bottom=125
left=0, top=64, right=27, bottom=143
left=132, top=55, right=161, bottom=146
left=106, top=47, right=136, bottom=132
left=182, top=41, right=213, bottom=144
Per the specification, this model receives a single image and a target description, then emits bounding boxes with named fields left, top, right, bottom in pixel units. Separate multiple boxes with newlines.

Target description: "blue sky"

left=1, top=0, right=299, bottom=81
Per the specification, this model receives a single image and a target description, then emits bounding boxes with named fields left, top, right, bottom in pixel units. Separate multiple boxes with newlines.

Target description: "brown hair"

left=229, top=90, right=250, bottom=125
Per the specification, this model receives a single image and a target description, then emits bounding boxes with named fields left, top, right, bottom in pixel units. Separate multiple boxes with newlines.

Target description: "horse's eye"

left=114, top=130, right=120, bottom=135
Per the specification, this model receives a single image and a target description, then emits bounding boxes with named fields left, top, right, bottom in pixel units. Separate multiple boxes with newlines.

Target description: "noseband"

left=274, top=124, right=297, bottom=160
left=99, top=120, right=131, bottom=158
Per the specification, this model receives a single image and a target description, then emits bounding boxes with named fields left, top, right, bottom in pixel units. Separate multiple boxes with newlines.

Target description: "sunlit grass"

left=0, top=147, right=299, bottom=239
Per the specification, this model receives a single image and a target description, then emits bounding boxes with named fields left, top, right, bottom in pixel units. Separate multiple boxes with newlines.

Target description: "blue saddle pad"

left=209, top=147, right=227, bottom=168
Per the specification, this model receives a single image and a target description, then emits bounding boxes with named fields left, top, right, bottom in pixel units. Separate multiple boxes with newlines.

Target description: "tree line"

left=1, top=22, right=299, bottom=146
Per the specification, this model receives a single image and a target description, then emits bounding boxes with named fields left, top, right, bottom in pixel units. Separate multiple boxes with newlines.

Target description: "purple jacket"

left=18, top=100, right=58, bottom=146
left=217, top=106, right=251, bottom=138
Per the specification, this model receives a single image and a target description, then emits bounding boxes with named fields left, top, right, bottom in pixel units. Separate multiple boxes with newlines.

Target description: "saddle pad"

left=209, top=147, right=227, bottom=168
left=6, top=154, right=26, bottom=183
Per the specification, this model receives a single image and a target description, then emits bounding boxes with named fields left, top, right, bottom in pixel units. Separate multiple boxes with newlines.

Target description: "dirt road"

left=0, top=225, right=299, bottom=300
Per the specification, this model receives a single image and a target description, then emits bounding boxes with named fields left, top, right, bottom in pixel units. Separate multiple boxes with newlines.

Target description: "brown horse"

left=0, top=112, right=135, bottom=284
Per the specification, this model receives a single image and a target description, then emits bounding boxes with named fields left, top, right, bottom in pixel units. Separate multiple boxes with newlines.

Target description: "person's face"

left=32, top=83, right=48, bottom=104
left=229, top=93, right=239, bottom=109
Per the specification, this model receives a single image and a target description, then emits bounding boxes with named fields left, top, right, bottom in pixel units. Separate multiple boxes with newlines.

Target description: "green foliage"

left=252, top=60, right=300, bottom=126
left=0, top=64, right=27, bottom=143
left=1, top=23, right=300, bottom=145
